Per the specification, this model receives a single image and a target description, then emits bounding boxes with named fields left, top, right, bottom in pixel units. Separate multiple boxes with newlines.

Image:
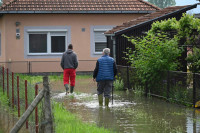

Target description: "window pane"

left=51, top=36, right=65, bottom=53
left=29, top=34, right=47, bottom=53
left=94, top=31, right=106, bottom=42
left=95, top=42, right=107, bottom=52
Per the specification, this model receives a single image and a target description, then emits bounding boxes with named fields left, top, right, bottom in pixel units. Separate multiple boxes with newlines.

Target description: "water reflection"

left=53, top=91, right=200, bottom=133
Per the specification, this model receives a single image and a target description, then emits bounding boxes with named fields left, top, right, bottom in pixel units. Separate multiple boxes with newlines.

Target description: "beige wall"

left=0, top=13, right=145, bottom=73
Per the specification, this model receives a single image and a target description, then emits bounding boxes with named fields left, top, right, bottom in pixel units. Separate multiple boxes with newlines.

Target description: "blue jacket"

left=93, top=55, right=117, bottom=82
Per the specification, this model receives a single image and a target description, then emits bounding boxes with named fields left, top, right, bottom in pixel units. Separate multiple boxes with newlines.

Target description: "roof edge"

left=0, top=10, right=156, bottom=14
left=111, top=4, right=198, bottom=35
left=139, top=0, right=161, bottom=10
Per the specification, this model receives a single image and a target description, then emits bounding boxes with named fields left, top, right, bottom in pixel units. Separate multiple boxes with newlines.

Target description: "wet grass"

left=53, top=101, right=115, bottom=133
left=16, top=74, right=92, bottom=84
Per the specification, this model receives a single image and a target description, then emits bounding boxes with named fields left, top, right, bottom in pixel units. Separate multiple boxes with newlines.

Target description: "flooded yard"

left=51, top=78, right=200, bottom=133
left=1, top=76, right=200, bottom=133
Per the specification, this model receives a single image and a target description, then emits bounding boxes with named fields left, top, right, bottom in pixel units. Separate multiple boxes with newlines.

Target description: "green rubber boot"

left=98, top=94, right=103, bottom=106
left=70, top=86, right=74, bottom=93
left=105, top=97, right=109, bottom=107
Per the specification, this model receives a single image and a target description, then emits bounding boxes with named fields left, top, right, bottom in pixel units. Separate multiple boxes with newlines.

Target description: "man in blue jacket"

left=93, top=48, right=117, bottom=107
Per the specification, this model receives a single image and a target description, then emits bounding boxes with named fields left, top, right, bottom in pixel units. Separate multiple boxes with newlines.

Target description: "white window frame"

left=27, top=31, right=67, bottom=55
left=93, top=29, right=109, bottom=55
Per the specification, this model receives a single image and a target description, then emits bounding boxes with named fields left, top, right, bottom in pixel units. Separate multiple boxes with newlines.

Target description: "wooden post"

left=43, top=76, right=53, bottom=133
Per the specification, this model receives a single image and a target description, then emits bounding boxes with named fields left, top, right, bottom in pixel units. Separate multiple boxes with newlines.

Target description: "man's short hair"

left=103, top=48, right=110, bottom=55
left=68, top=44, right=73, bottom=49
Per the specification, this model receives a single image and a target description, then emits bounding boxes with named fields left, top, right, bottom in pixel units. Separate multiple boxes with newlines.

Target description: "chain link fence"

left=117, top=66, right=200, bottom=106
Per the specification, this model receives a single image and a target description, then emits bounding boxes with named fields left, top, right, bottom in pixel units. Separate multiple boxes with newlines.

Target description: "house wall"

left=0, top=13, right=145, bottom=73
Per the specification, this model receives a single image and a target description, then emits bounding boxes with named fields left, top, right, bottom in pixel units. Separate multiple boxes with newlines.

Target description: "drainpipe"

left=110, top=35, right=116, bottom=61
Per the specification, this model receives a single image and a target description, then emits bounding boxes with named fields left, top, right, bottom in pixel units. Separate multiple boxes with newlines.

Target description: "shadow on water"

left=53, top=90, right=200, bottom=133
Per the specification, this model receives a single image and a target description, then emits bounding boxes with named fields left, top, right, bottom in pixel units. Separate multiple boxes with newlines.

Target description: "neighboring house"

left=0, top=0, right=159, bottom=73
left=195, top=13, right=200, bottom=18
left=105, top=4, right=197, bottom=66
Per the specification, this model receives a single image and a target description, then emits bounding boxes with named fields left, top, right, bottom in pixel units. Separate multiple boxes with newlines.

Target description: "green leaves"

left=125, top=33, right=181, bottom=85
left=186, top=47, right=200, bottom=73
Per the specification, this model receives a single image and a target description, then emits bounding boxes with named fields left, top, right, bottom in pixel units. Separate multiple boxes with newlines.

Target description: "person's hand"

left=93, top=78, right=96, bottom=82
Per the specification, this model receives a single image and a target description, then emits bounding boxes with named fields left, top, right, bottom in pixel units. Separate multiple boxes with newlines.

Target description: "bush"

left=113, top=79, right=124, bottom=91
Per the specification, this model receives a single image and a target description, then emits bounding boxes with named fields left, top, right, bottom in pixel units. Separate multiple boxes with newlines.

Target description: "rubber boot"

left=70, top=86, right=74, bottom=93
left=98, top=94, right=103, bottom=106
left=64, top=84, right=69, bottom=95
left=105, top=97, right=109, bottom=107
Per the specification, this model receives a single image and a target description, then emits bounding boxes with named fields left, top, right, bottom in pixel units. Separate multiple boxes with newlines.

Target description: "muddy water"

left=53, top=89, right=200, bottom=133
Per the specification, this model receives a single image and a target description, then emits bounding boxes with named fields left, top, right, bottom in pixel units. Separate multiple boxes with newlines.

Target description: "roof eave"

left=0, top=10, right=157, bottom=14
left=113, top=4, right=198, bottom=35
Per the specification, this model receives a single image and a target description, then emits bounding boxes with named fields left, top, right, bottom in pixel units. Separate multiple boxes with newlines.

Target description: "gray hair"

left=103, top=48, right=110, bottom=55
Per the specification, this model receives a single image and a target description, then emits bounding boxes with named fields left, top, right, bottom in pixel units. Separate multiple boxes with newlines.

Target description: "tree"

left=147, top=0, right=176, bottom=8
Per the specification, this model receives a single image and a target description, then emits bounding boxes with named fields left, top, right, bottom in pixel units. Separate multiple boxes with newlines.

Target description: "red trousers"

left=63, top=68, right=76, bottom=87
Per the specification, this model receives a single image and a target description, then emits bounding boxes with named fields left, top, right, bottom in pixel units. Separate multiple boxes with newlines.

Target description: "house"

left=105, top=4, right=198, bottom=66
left=0, top=0, right=159, bottom=73
left=195, top=13, right=200, bottom=18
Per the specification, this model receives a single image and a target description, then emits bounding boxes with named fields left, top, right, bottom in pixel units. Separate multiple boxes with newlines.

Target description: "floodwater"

left=53, top=89, right=200, bottom=133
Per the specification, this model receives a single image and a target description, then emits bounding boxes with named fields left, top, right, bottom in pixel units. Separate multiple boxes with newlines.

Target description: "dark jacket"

left=93, top=55, right=117, bottom=82
left=60, top=49, right=78, bottom=70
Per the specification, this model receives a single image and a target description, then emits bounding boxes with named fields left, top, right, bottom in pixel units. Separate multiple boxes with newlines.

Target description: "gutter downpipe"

left=105, top=34, right=116, bottom=61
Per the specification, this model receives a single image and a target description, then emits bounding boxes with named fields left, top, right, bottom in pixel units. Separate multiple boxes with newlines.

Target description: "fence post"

left=7, top=68, right=9, bottom=99
left=12, top=72, right=14, bottom=108
left=35, top=84, right=39, bottom=133
left=167, top=71, right=170, bottom=100
left=17, top=76, right=20, bottom=117
left=43, top=76, right=53, bottom=133
left=28, top=61, right=31, bottom=74
left=25, top=80, right=28, bottom=129
left=193, top=73, right=196, bottom=107
left=3, top=67, right=4, bottom=94
left=127, top=66, right=130, bottom=90
left=145, top=80, right=148, bottom=97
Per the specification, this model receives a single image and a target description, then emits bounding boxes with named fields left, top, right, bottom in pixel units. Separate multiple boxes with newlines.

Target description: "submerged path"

left=51, top=78, right=200, bottom=133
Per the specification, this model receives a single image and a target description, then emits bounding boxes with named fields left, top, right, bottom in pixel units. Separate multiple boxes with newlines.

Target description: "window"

left=94, top=30, right=107, bottom=53
left=29, top=34, right=47, bottom=53
left=94, top=31, right=107, bottom=53
left=91, top=26, right=114, bottom=57
left=28, top=32, right=66, bottom=54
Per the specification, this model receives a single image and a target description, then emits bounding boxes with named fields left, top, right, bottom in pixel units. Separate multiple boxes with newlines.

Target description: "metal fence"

left=117, top=65, right=200, bottom=106
left=0, top=60, right=96, bottom=73
left=0, top=66, right=45, bottom=133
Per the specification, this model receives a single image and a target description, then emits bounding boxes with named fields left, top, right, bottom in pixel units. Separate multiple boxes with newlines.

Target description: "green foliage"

left=149, top=18, right=179, bottom=34
left=113, top=74, right=124, bottom=90
left=147, top=0, right=176, bottom=9
left=187, top=47, right=200, bottom=73
left=114, top=79, right=124, bottom=91
left=125, top=33, right=181, bottom=86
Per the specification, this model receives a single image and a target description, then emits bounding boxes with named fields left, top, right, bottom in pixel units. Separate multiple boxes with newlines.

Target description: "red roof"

left=0, top=0, right=160, bottom=12
left=105, top=5, right=197, bottom=34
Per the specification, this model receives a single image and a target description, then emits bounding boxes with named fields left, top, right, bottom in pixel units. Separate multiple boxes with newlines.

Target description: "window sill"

left=27, top=53, right=63, bottom=56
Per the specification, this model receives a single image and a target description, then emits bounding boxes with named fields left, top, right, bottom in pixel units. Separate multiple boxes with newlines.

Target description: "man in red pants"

left=61, top=44, right=78, bottom=94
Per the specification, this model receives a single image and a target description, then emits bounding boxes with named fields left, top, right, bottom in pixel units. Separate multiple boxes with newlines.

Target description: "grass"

left=53, top=102, right=115, bottom=133
left=16, top=74, right=92, bottom=84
